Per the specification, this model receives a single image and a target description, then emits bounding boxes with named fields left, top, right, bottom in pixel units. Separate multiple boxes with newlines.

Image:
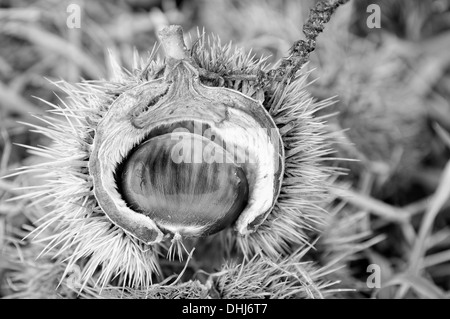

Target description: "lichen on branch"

left=266, top=0, right=351, bottom=84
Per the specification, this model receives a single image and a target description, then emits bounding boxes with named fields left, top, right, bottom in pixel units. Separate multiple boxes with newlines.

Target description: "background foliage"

left=1, top=0, right=450, bottom=298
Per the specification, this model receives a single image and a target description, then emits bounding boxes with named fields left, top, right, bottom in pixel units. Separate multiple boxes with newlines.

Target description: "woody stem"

left=269, top=0, right=351, bottom=83
left=158, top=25, right=189, bottom=61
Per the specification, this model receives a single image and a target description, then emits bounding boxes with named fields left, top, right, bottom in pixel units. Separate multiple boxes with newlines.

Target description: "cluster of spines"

left=4, top=31, right=339, bottom=296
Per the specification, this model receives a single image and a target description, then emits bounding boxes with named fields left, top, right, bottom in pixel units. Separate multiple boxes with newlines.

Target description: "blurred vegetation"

left=1, top=0, right=450, bottom=298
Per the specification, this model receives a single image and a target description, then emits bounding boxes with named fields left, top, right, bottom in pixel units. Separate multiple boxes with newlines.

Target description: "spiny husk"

left=1, top=30, right=341, bottom=297
left=316, top=201, right=386, bottom=298
left=214, top=248, right=341, bottom=299
left=2, top=225, right=341, bottom=299
left=202, top=0, right=433, bottom=187
left=1, top=226, right=75, bottom=299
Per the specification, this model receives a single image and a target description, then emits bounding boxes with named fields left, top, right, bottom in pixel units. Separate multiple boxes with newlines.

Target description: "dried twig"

left=267, top=0, right=350, bottom=83
left=330, top=186, right=410, bottom=223
left=409, top=160, right=450, bottom=272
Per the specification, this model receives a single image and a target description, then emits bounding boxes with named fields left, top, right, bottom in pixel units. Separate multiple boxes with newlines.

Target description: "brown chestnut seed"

left=89, top=26, right=284, bottom=244
left=120, top=132, right=248, bottom=236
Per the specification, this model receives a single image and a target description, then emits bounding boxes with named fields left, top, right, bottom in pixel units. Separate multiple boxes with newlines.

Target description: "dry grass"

left=1, top=0, right=450, bottom=299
